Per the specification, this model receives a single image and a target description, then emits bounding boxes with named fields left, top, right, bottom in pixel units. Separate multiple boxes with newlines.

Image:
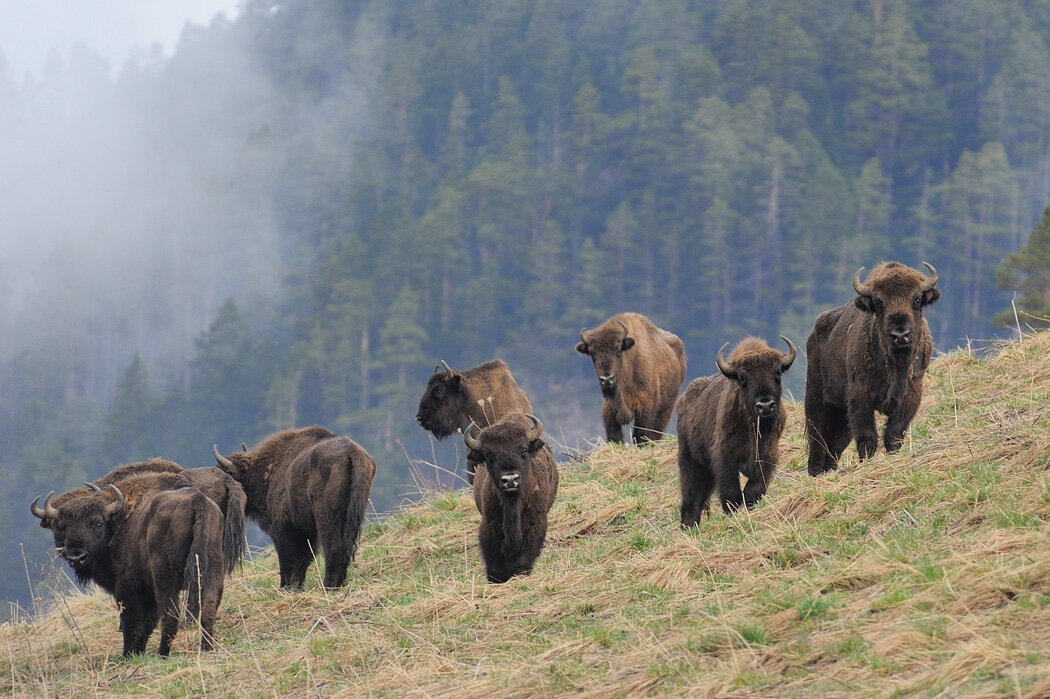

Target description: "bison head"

left=853, top=262, right=939, bottom=357
left=463, top=414, right=544, bottom=495
left=716, top=336, right=797, bottom=421
left=212, top=445, right=246, bottom=481
left=576, top=321, right=635, bottom=398
left=416, top=360, right=471, bottom=438
left=31, top=483, right=124, bottom=576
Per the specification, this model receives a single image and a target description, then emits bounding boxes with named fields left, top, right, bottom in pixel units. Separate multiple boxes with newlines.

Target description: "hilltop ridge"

left=3, top=333, right=1050, bottom=696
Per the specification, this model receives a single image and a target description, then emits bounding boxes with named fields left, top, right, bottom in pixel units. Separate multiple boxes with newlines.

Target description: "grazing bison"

left=43, top=458, right=247, bottom=575
left=576, top=312, right=687, bottom=444
left=805, top=262, right=940, bottom=475
left=677, top=337, right=797, bottom=526
left=32, top=473, right=225, bottom=656
left=213, top=426, right=375, bottom=589
left=462, top=414, right=558, bottom=583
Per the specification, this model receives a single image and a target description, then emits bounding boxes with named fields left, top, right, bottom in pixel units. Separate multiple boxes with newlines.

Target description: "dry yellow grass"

left=4, top=332, right=1050, bottom=696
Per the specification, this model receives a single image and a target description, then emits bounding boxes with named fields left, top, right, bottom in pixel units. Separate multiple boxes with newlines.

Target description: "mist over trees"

left=4, top=0, right=1050, bottom=613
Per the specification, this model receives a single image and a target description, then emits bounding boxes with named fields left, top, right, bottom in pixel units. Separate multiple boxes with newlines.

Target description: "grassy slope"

left=3, top=334, right=1050, bottom=697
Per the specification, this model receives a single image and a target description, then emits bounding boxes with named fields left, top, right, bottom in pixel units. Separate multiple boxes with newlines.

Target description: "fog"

left=0, top=18, right=287, bottom=397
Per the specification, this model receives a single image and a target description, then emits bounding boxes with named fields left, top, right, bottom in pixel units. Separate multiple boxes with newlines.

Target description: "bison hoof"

left=856, top=439, right=878, bottom=461
left=807, top=460, right=835, bottom=476
left=885, top=436, right=904, bottom=453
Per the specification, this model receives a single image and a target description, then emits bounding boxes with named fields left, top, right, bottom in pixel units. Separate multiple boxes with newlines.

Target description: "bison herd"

left=31, top=260, right=939, bottom=657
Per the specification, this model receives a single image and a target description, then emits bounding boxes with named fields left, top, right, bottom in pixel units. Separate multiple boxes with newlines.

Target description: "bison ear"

left=620, top=337, right=636, bottom=352
left=527, top=438, right=545, bottom=454
left=575, top=341, right=589, bottom=355
left=854, top=295, right=875, bottom=313
left=921, top=288, right=940, bottom=306
left=449, top=373, right=462, bottom=387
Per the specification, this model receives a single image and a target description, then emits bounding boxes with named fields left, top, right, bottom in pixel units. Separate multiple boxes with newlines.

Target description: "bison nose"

left=755, top=398, right=777, bottom=417
left=598, top=374, right=616, bottom=388
left=415, top=414, right=424, bottom=426
left=499, top=473, right=521, bottom=492
left=62, top=547, right=88, bottom=565
left=889, top=328, right=912, bottom=347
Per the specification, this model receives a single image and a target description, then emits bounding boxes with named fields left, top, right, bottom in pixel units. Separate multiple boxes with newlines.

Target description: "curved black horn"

left=852, top=267, right=871, bottom=297
left=241, top=443, right=248, bottom=453
left=213, top=444, right=235, bottom=470
left=462, top=420, right=482, bottom=452
left=525, top=414, right=543, bottom=441
left=919, top=261, right=938, bottom=291
left=715, top=342, right=737, bottom=379
left=779, top=335, right=798, bottom=370
left=103, top=485, right=124, bottom=516
left=31, top=491, right=56, bottom=520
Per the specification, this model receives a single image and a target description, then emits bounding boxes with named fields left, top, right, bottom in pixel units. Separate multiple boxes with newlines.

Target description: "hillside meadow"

left=3, top=332, right=1050, bottom=697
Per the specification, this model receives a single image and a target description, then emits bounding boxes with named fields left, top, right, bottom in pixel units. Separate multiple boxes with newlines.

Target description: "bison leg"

left=155, top=590, right=182, bottom=657
left=601, top=400, right=625, bottom=444
left=715, top=458, right=745, bottom=514
left=678, top=448, right=713, bottom=528
left=274, top=533, right=312, bottom=589
left=883, top=382, right=922, bottom=453
left=847, top=396, right=879, bottom=461
left=807, top=406, right=849, bottom=475
left=119, top=591, right=157, bottom=657
left=478, top=520, right=510, bottom=583
left=742, top=460, right=775, bottom=508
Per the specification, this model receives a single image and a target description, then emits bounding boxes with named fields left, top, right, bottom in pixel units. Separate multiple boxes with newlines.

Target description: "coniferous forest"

left=3, top=0, right=1050, bottom=612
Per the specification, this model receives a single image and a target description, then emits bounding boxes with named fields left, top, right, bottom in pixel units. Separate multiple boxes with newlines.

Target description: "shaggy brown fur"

left=32, top=472, right=225, bottom=656
left=464, top=414, right=559, bottom=583
left=214, top=426, right=376, bottom=589
left=576, top=312, right=687, bottom=444
left=44, top=459, right=246, bottom=575
left=676, top=337, right=796, bottom=526
left=805, top=262, right=940, bottom=475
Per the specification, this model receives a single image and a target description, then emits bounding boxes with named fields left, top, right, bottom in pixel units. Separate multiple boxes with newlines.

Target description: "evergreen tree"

left=996, top=203, right=1050, bottom=328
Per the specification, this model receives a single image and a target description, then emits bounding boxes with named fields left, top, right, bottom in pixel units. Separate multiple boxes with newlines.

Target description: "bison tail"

left=222, top=486, right=248, bottom=576
left=342, top=453, right=376, bottom=562
left=183, top=501, right=218, bottom=625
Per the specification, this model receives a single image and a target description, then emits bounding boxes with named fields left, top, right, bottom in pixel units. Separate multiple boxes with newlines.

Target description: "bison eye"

left=94, top=521, right=103, bottom=530
left=433, top=385, right=446, bottom=399
left=518, top=446, right=528, bottom=457
left=911, top=296, right=922, bottom=310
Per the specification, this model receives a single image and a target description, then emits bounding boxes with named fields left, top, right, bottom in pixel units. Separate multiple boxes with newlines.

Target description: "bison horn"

left=103, top=485, right=125, bottom=516
left=213, top=444, right=235, bottom=470
left=440, top=360, right=455, bottom=375
left=241, top=443, right=248, bottom=452
left=617, top=320, right=629, bottom=341
left=84, top=481, right=101, bottom=492
left=779, top=335, right=798, bottom=370
left=852, top=267, right=872, bottom=297
left=525, top=414, right=543, bottom=442
left=578, top=327, right=588, bottom=344
left=462, top=420, right=483, bottom=452
left=919, top=261, right=938, bottom=291
left=715, top=342, right=738, bottom=379
left=31, top=491, right=56, bottom=520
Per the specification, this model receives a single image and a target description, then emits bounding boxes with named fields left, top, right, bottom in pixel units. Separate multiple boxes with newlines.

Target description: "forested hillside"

left=3, top=0, right=1050, bottom=613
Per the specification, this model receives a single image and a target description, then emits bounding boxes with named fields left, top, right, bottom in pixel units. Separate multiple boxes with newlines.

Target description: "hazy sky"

left=0, top=0, right=243, bottom=79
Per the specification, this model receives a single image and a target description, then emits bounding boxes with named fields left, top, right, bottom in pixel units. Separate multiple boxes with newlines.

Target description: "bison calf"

left=576, top=312, right=686, bottom=444
left=676, top=336, right=796, bottom=526
left=463, top=414, right=558, bottom=583
left=33, top=474, right=225, bottom=656
left=214, top=426, right=375, bottom=589
left=805, top=262, right=939, bottom=475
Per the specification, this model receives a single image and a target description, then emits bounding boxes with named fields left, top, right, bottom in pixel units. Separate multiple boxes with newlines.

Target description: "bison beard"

left=576, top=312, right=687, bottom=444
left=463, top=414, right=558, bottom=583
left=805, top=262, right=939, bottom=475
left=676, top=337, right=796, bottom=526
left=32, top=477, right=225, bottom=657
left=214, top=426, right=376, bottom=589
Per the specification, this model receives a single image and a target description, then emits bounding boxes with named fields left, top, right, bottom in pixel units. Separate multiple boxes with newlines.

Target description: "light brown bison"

left=805, top=262, right=940, bottom=475
left=416, top=359, right=533, bottom=484
left=44, top=458, right=247, bottom=575
left=32, top=473, right=225, bottom=656
left=676, top=337, right=797, bottom=526
left=576, top=312, right=687, bottom=444
left=213, top=426, right=375, bottom=589
left=463, top=414, right=558, bottom=583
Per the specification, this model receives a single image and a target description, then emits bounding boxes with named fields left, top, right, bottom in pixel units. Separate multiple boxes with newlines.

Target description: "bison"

left=43, top=458, right=247, bottom=575
left=576, top=312, right=687, bottom=444
left=416, top=359, right=533, bottom=485
left=213, top=426, right=375, bottom=589
left=676, top=336, right=797, bottom=526
left=32, top=473, right=225, bottom=656
left=462, top=414, right=559, bottom=583
left=805, top=261, right=940, bottom=475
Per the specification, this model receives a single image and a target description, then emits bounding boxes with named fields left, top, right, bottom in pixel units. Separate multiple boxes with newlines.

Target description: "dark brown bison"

left=462, top=414, right=558, bottom=583
left=676, top=337, right=797, bottom=526
left=805, top=262, right=940, bottom=475
left=213, top=426, right=376, bottom=589
left=32, top=473, right=225, bottom=656
left=44, top=458, right=247, bottom=575
left=576, top=312, right=687, bottom=444
left=416, top=359, right=533, bottom=484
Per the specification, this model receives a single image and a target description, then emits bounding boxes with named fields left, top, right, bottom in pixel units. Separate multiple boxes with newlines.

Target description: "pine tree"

left=996, top=203, right=1050, bottom=328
